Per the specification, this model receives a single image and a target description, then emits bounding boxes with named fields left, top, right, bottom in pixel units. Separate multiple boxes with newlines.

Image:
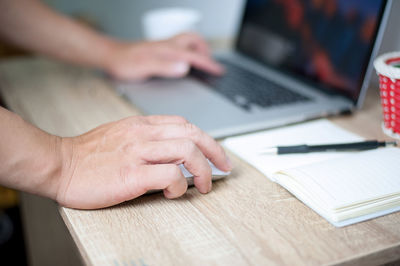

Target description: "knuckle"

left=184, top=122, right=200, bottom=137
left=130, top=123, right=152, bottom=135
left=172, top=115, right=188, bottom=123
left=134, top=116, right=150, bottom=124
left=181, top=139, right=197, bottom=156
left=122, top=143, right=136, bottom=153
left=148, top=124, right=164, bottom=139
left=125, top=117, right=145, bottom=130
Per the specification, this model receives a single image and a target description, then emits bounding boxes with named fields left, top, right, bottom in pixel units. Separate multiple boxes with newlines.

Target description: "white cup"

left=142, top=7, right=202, bottom=41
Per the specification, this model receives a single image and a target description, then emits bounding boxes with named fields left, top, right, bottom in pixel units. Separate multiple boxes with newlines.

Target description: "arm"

left=0, top=107, right=62, bottom=199
left=0, top=106, right=232, bottom=209
left=0, top=0, right=223, bottom=80
left=0, top=0, right=115, bottom=70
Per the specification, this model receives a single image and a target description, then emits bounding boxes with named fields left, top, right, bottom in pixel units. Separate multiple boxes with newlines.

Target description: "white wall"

left=45, top=0, right=245, bottom=40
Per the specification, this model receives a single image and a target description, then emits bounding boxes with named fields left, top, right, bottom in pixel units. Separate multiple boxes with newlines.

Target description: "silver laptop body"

left=116, top=0, right=391, bottom=139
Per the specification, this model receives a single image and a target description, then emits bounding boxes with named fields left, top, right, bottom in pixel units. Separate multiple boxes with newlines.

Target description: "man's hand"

left=57, top=115, right=232, bottom=209
left=104, top=33, right=224, bottom=81
left=0, top=1, right=223, bottom=81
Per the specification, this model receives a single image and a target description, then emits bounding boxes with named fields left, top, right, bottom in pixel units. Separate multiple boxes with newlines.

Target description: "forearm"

left=0, top=0, right=120, bottom=70
left=0, top=107, right=61, bottom=199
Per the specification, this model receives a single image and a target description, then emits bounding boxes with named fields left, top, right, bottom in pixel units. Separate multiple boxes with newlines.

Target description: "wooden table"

left=1, top=57, right=399, bottom=266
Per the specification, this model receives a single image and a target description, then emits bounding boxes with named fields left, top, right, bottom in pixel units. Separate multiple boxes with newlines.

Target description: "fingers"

left=107, top=33, right=223, bottom=81
left=139, top=139, right=212, bottom=193
left=123, top=115, right=229, bottom=195
left=161, top=35, right=224, bottom=76
left=124, top=115, right=231, bottom=172
left=138, top=164, right=188, bottom=198
left=170, top=47, right=224, bottom=75
left=121, top=37, right=222, bottom=80
left=143, top=123, right=232, bottom=173
left=123, top=59, right=191, bottom=80
left=141, top=48, right=223, bottom=79
left=171, top=33, right=211, bottom=56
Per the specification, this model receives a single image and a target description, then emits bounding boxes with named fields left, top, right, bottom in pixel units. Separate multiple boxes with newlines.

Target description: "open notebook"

left=223, top=119, right=400, bottom=227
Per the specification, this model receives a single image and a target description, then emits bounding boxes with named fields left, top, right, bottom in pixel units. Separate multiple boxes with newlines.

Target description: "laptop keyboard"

left=190, top=59, right=311, bottom=111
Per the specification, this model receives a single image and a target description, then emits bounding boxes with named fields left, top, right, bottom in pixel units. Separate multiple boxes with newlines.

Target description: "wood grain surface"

left=0, top=57, right=399, bottom=266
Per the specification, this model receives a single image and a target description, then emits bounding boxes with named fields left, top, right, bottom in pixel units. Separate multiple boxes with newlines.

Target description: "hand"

left=57, top=115, right=232, bottom=209
left=104, top=33, right=224, bottom=81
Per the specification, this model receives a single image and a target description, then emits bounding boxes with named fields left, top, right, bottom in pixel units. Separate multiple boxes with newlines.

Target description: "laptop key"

left=191, top=60, right=311, bottom=111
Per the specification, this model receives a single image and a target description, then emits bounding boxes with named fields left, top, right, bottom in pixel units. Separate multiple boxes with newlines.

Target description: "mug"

left=374, top=51, right=400, bottom=139
left=142, top=7, right=202, bottom=40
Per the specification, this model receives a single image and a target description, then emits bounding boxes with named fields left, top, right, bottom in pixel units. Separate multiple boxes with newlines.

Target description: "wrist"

left=16, top=132, right=64, bottom=200
left=98, top=38, right=126, bottom=76
left=55, top=136, right=76, bottom=205
left=39, top=134, right=64, bottom=200
left=0, top=108, right=65, bottom=201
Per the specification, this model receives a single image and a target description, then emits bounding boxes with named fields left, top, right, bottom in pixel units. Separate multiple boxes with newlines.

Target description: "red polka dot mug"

left=374, top=52, right=400, bottom=139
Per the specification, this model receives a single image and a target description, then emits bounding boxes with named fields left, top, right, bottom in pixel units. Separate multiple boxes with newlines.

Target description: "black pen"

left=260, top=140, right=397, bottom=155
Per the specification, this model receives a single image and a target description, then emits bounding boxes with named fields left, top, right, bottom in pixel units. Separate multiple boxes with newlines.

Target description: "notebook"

left=223, top=119, right=400, bottom=227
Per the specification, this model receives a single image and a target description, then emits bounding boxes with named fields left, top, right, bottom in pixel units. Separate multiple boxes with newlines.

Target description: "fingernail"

left=172, top=62, right=189, bottom=75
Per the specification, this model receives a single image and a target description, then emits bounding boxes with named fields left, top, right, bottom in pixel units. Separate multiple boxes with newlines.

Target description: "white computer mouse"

left=145, top=160, right=230, bottom=194
left=179, top=160, right=230, bottom=186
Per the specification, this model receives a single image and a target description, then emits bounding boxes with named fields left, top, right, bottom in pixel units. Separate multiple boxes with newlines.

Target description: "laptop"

left=117, top=0, right=391, bottom=139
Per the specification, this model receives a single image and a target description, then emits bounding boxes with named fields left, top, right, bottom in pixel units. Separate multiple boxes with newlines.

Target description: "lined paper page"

left=278, top=148, right=400, bottom=209
left=223, top=119, right=363, bottom=180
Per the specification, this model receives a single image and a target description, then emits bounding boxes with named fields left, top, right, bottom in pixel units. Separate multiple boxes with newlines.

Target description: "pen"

left=260, top=140, right=397, bottom=155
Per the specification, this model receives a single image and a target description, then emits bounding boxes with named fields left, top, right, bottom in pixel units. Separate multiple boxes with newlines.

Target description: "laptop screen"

left=236, top=0, right=387, bottom=102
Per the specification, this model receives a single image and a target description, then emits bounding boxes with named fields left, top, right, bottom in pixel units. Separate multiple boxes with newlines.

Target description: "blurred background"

left=44, top=0, right=245, bottom=41
left=1, top=0, right=400, bottom=58
left=0, top=1, right=400, bottom=265
left=42, top=0, right=400, bottom=87
left=43, top=0, right=400, bottom=50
